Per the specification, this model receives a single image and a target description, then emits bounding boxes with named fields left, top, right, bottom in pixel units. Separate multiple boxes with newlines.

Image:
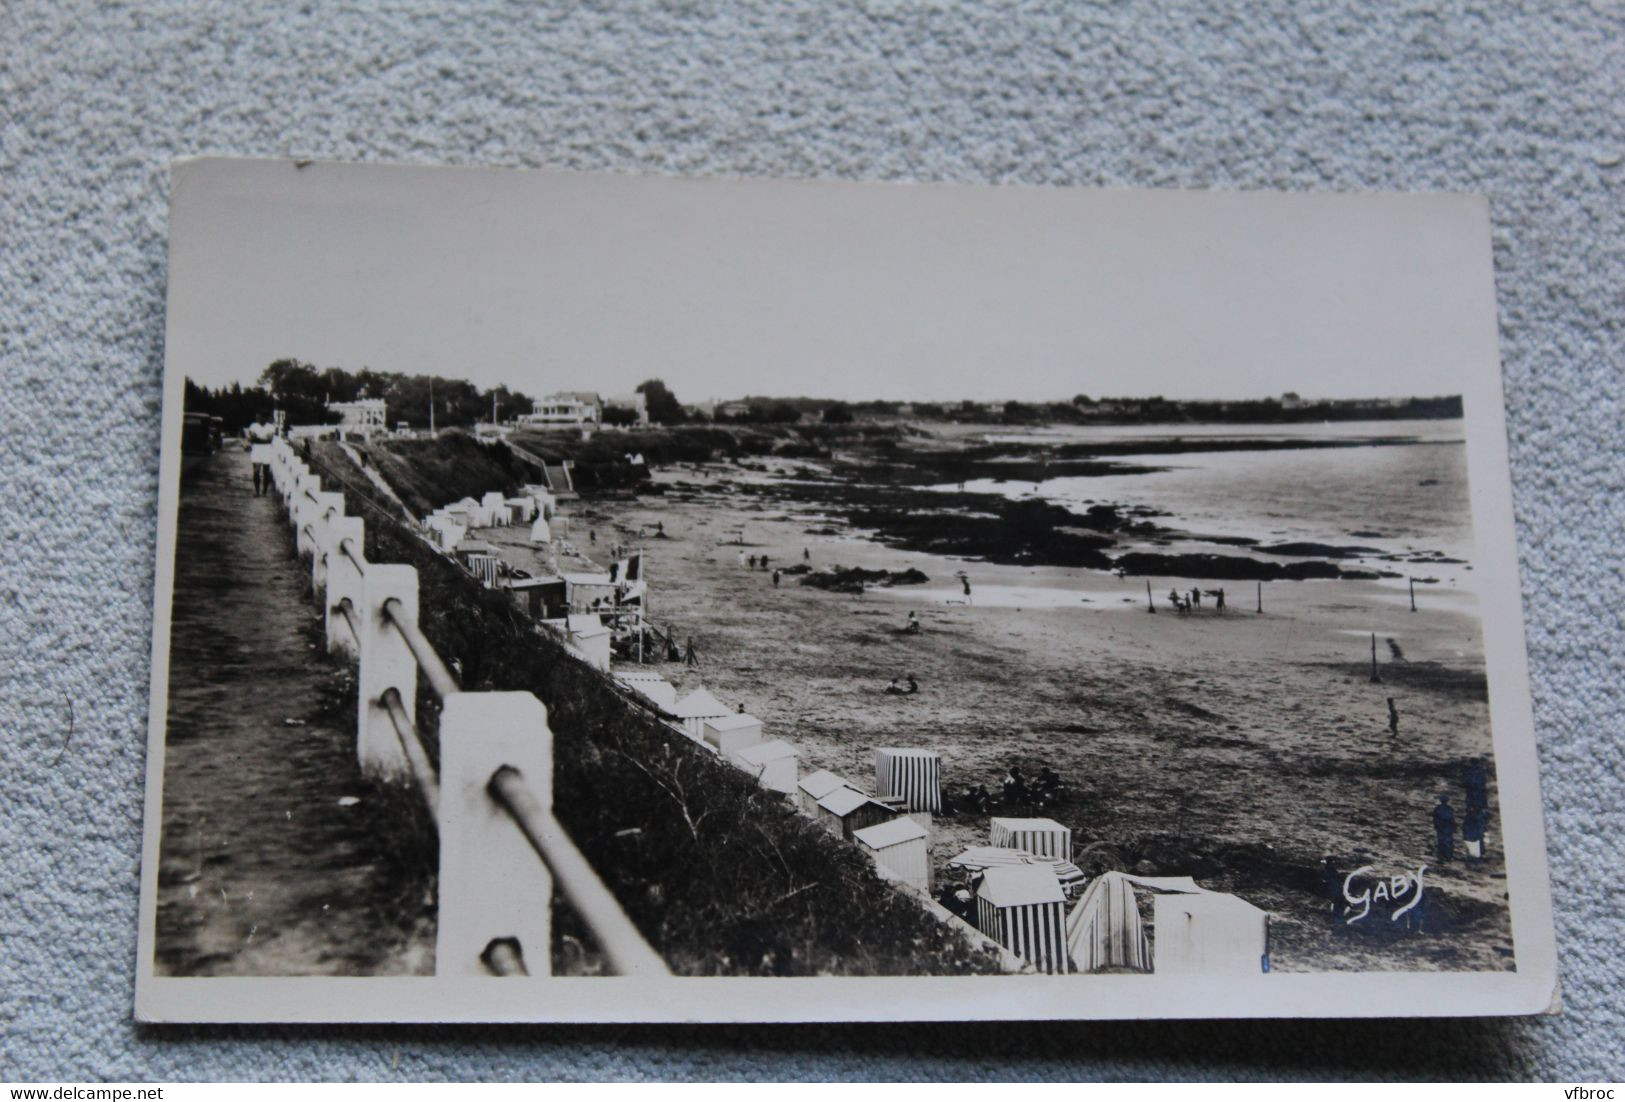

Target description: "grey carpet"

left=1, top=0, right=1620, bottom=1082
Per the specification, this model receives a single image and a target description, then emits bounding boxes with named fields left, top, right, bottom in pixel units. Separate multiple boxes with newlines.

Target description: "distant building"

left=716, top=400, right=753, bottom=419
left=1280, top=391, right=1304, bottom=410
left=603, top=392, right=649, bottom=426
left=519, top=391, right=602, bottom=427
left=327, top=397, right=387, bottom=436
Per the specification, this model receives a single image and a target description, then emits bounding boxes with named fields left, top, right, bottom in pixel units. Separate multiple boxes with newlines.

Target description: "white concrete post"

left=437, top=691, right=554, bottom=978
left=310, top=491, right=346, bottom=593
left=356, top=563, right=419, bottom=781
left=293, top=474, right=322, bottom=557
left=324, top=517, right=366, bottom=658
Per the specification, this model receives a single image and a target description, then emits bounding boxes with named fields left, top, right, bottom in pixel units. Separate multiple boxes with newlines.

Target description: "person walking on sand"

left=1387, top=697, right=1400, bottom=739
left=684, top=636, right=699, bottom=667
left=772, top=568, right=781, bottom=588
left=803, top=547, right=810, bottom=562
left=962, top=576, right=973, bottom=605
left=1432, top=795, right=1456, bottom=861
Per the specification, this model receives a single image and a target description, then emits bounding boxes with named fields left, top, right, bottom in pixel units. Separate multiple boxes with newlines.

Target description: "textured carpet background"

left=2, top=0, right=1621, bottom=1082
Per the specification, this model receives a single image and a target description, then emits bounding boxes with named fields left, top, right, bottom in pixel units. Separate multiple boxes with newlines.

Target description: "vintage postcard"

left=137, top=158, right=1557, bottom=1021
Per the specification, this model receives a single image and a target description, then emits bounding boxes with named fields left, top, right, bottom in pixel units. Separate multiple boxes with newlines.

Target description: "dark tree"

left=635, top=378, right=684, bottom=424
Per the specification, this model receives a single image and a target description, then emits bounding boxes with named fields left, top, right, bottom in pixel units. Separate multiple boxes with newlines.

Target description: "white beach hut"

left=701, top=712, right=765, bottom=757
left=480, top=491, right=508, bottom=526
left=1152, top=890, right=1271, bottom=976
left=875, top=748, right=942, bottom=813
left=565, top=613, right=611, bottom=671
left=728, top=738, right=799, bottom=795
left=672, top=688, right=733, bottom=740
left=989, top=817, right=1073, bottom=862
left=853, top=816, right=931, bottom=893
left=975, top=864, right=1072, bottom=975
left=613, top=671, right=677, bottom=710
left=796, top=769, right=849, bottom=815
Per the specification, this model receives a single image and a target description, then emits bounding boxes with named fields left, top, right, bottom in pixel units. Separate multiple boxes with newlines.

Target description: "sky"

left=167, top=159, right=1498, bottom=405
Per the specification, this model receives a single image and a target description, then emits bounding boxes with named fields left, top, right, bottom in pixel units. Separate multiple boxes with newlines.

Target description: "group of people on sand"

left=1167, top=586, right=1225, bottom=615
left=956, top=764, right=1068, bottom=815
left=883, top=673, right=920, bottom=695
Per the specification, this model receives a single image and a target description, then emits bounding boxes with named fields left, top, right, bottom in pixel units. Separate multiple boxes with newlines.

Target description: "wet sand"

left=560, top=464, right=1512, bottom=974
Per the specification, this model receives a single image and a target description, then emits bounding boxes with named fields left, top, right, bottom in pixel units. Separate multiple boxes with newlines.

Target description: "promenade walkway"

left=154, top=448, right=432, bottom=976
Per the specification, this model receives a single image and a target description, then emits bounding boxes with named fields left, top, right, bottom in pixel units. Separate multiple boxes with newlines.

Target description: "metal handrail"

left=488, top=766, right=671, bottom=976
left=380, top=687, right=442, bottom=813
left=382, top=597, right=460, bottom=700
left=339, top=537, right=366, bottom=575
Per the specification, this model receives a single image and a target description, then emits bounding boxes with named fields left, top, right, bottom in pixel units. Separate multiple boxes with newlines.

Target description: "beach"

left=537, top=424, right=1511, bottom=975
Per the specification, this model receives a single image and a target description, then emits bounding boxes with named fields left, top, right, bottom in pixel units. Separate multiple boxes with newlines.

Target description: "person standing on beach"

left=1388, top=697, right=1400, bottom=739
left=1190, top=587, right=1201, bottom=608
left=1464, top=758, right=1489, bottom=813
left=803, top=547, right=810, bottom=562
left=962, top=576, right=973, bottom=605
left=760, top=554, right=770, bottom=572
left=738, top=549, right=746, bottom=567
left=748, top=554, right=757, bottom=570
left=1432, top=795, right=1456, bottom=861
left=684, top=636, right=698, bottom=666
left=1215, top=587, right=1226, bottom=613
left=772, top=568, right=781, bottom=588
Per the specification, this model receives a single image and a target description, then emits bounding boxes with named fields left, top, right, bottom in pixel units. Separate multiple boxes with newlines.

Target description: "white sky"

left=167, top=159, right=1496, bottom=404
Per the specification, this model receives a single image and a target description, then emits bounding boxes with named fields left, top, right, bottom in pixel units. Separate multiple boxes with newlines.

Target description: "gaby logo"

left=1342, top=865, right=1426, bottom=925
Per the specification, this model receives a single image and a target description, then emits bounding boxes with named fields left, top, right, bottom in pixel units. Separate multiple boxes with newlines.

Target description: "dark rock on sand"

left=800, top=566, right=930, bottom=593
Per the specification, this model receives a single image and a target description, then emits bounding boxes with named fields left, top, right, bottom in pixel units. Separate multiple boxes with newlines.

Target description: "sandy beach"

left=520, top=448, right=1512, bottom=975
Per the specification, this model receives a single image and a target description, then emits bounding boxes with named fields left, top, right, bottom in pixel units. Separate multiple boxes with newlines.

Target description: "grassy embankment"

left=308, top=439, right=1000, bottom=977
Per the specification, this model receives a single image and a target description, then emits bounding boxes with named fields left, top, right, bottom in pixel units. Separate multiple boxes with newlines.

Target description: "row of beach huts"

left=411, top=476, right=1272, bottom=978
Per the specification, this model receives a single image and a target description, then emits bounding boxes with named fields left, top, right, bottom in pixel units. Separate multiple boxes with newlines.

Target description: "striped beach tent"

left=875, top=748, right=942, bottom=813
left=989, top=817, right=1072, bottom=862
left=946, top=846, right=1087, bottom=894
left=975, top=865, right=1072, bottom=975
left=1064, top=873, right=1270, bottom=975
left=1064, top=871, right=1159, bottom=973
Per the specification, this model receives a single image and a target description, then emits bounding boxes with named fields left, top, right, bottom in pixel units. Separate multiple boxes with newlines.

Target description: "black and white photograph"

left=136, top=158, right=1556, bottom=1021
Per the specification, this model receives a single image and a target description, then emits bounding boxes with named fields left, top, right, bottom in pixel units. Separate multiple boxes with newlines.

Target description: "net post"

left=309, top=491, right=346, bottom=593
left=324, top=518, right=366, bottom=658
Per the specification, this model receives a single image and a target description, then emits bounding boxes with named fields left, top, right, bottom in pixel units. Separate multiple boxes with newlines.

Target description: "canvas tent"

left=796, top=769, right=849, bottom=814
left=672, top=688, right=733, bottom=739
left=728, top=739, right=799, bottom=795
left=975, top=864, right=1072, bottom=975
left=853, top=816, right=931, bottom=892
left=875, top=748, right=942, bottom=813
left=529, top=514, right=552, bottom=544
left=1064, top=872, right=1270, bottom=975
left=701, top=712, right=765, bottom=757
left=989, top=817, right=1072, bottom=862
left=816, top=786, right=897, bottom=840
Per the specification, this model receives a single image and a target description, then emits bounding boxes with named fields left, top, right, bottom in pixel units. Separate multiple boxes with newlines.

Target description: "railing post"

left=325, top=518, right=366, bottom=657
left=437, top=691, right=554, bottom=978
left=357, top=563, right=418, bottom=781
left=310, top=491, right=346, bottom=593
left=293, top=474, right=323, bottom=557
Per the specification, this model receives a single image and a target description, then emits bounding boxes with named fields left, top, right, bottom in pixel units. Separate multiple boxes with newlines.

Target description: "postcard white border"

left=135, top=160, right=1558, bottom=1023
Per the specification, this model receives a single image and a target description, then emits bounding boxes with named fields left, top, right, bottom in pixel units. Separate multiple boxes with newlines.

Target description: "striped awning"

left=947, top=846, right=1086, bottom=888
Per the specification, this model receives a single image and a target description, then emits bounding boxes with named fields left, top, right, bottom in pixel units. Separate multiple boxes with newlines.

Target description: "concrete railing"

left=266, top=436, right=668, bottom=979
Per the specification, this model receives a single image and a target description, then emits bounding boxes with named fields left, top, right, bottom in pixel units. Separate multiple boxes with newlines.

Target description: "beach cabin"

left=448, top=497, right=482, bottom=527
left=613, top=671, right=677, bottom=710
left=481, top=492, right=509, bottom=526
left=509, top=576, right=567, bottom=619
left=875, top=748, right=942, bottom=814
left=728, top=739, right=799, bottom=796
left=853, top=816, right=931, bottom=893
left=975, top=865, right=1072, bottom=975
left=566, top=613, right=611, bottom=671
left=989, top=817, right=1072, bottom=862
left=562, top=572, right=617, bottom=613
left=454, top=540, right=504, bottom=588
left=1152, top=890, right=1270, bottom=976
left=672, top=688, right=733, bottom=740
left=701, top=712, right=765, bottom=757
left=505, top=496, right=536, bottom=524
left=1063, top=872, right=1270, bottom=975
left=796, top=769, right=849, bottom=815
left=816, top=786, right=898, bottom=841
